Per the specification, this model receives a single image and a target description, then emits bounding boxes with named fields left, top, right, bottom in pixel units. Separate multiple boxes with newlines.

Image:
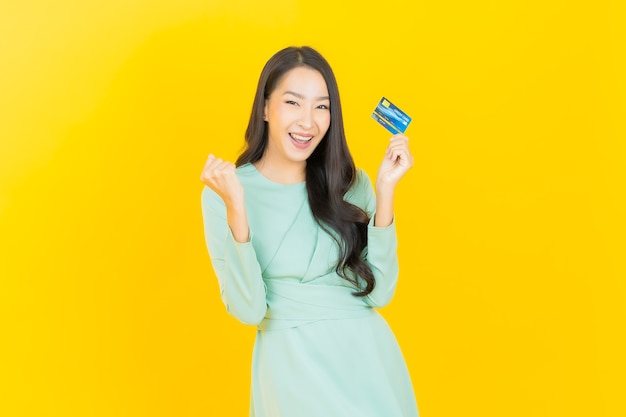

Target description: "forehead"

left=273, top=66, right=329, bottom=95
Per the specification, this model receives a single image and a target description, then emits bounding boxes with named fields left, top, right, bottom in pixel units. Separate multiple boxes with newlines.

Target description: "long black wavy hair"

left=236, top=46, right=375, bottom=297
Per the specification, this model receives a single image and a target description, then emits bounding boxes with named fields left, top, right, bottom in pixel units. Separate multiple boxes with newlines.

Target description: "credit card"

left=371, top=97, right=411, bottom=134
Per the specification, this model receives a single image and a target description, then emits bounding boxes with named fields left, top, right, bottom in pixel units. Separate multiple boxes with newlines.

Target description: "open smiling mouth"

left=289, top=133, right=313, bottom=144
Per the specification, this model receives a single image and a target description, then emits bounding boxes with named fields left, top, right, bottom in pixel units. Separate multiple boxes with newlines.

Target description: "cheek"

left=317, top=113, right=331, bottom=131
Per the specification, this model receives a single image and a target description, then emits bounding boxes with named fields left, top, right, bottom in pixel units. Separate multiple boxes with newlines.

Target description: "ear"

left=263, top=99, right=268, bottom=121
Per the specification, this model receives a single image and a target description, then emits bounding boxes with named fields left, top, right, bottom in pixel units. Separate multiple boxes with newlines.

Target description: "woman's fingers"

left=386, top=135, right=414, bottom=166
left=377, top=134, right=414, bottom=189
left=200, top=154, right=216, bottom=182
left=201, top=155, right=234, bottom=184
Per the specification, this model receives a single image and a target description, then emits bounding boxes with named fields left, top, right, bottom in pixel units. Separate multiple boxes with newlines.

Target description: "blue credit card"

left=371, top=97, right=411, bottom=134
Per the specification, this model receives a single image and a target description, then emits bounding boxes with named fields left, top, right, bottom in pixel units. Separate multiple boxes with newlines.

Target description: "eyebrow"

left=283, top=91, right=330, bottom=101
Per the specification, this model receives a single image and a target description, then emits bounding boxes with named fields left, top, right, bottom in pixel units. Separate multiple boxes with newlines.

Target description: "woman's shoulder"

left=235, top=162, right=256, bottom=178
left=344, top=168, right=374, bottom=206
left=235, top=162, right=266, bottom=187
left=352, top=168, right=374, bottom=193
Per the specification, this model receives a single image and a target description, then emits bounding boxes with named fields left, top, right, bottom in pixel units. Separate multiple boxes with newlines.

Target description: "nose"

left=297, top=107, right=313, bottom=129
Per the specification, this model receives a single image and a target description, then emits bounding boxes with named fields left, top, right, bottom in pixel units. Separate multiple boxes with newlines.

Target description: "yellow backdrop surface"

left=1, top=0, right=625, bottom=416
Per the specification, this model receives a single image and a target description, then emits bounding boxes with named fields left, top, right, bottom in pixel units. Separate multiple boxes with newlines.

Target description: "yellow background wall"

left=1, top=0, right=624, bottom=416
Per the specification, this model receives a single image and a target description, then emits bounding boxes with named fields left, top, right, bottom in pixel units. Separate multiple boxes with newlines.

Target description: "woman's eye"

left=286, top=100, right=298, bottom=106
left=317, top=104, right=329, bottom=110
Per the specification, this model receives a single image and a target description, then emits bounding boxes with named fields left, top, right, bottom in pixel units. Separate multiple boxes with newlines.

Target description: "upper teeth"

left=291, top=133, right=311, bottom=141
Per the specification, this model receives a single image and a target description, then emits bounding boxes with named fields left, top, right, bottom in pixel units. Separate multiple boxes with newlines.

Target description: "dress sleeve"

left=348, top=170, right=400, bottom=308
left=201, top=186, right=267, bottom=325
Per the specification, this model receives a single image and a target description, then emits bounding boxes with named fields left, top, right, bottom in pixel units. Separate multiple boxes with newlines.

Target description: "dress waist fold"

left=258, top=278, right=373, bottom=331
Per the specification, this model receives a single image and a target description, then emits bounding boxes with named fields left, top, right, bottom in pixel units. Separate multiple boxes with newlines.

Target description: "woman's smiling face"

left=262, top=66, right=331, bottom=168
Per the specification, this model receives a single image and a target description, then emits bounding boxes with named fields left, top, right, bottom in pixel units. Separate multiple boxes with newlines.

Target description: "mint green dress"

left=201, top=163, right=419, bottom=417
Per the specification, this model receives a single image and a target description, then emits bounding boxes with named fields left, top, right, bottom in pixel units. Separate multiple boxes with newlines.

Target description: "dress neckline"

left=246, top=163, right=306, bottom=188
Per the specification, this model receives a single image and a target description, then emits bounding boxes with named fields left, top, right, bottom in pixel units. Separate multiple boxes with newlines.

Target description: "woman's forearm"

left=374, top=186, right=395, bottom=227
left=226, top=201, right=250, bottom=243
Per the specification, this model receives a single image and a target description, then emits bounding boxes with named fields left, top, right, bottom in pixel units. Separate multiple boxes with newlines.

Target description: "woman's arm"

left=374, top=134, right=414, bottom=227
left=357, top=135, right=414, bottom=307
left=200, top=156, right=267, bottom=325
left=200, top=155, right=249, bottom=242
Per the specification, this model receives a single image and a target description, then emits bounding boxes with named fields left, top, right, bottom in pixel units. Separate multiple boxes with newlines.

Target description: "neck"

left=253, top=158, right=306, bottom=184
